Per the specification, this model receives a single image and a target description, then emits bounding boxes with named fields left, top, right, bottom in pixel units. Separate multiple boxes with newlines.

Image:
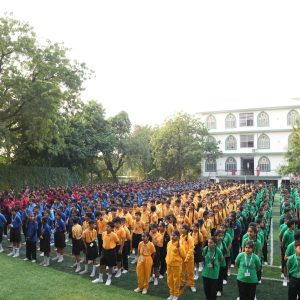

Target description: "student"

left=191, top=222, right=203, bottom=280
left=150, top=223, right=162, bottom=285
left=80, top=220, right=98, bottom=278
left=96, top=211, right=106, bottom=259
left=24, top=213, right=38, bottom=263
left=180, top=224, right=196, bottom=292
left=0, top=210, right=7, bottom=253
left=166, top=230, right=186, bottom=300
left=40, top=216, right=51, bottom=267
left=158, top=221, right=170, bottom=278
left=52, top=212, right=66, bottom=263
left=134, top=232, right=155, bottom=295
left=202, top=237, right=224, bottom=300
left=92, top=222, right=119, bottom=285
left=282, top=219, right=296, bottom=286
left=7, top=207, right=22, bottom=258
left=131, top=211, right=145, bottom=264
left=235, top=240, right=261, bottom=300
left=120, top=217, right=131, bottom=274
left=113, top=217, right=126, bottom=278
left=71, top=216, right=83, bottom=273
left=286, top=239, right=300, bottom=300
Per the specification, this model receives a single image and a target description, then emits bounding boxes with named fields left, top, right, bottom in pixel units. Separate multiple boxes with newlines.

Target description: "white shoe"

left=32, top=260, right=36, bottom=263
left=134, top=288, right=142, bottom=293
left=58, top=257, right=64, bottom=263
left=283, top=280, right=288, bottom=287
left=142, top=289, right=147, bottom=295
left=0, top=248, right=4, bottom=253
left=190, top=286, right=196, bottom=292
left=227, top=269, right=231, bottom=277
left=52, top=256, right=59, bottom=261
left=92, top=275, right=103, bottom=283
left=75, top=265, right=81, bottom=273
left=199, top=265, right=203, bottom=272
left=154, top=278, right=158, bottom=285
left=264, top=262, right=268, bottom=266
left=173, top=297, right=178, bottom=300
left=258, top=280, right=262, bottom=284
left=23, top=258, right=29, bottom=261
left=230, top=264, right=234, bottom=268
left=149, top=276, right=154, bottom=283
left=12, top=253, right=19, bottom=258
left=131, top=257, right=138, bottom=264
left=79, top=270, right=88, bottom=275
left=95, top=264, right=100, bottom=267
left=217, top=291, right=221, bottom=297
left=115, top=270, right=122, bottom=278
left=122, top=269, right=128, bottom=274
left=223, top=280, right=227, bottom=285
left=105, top=277, right=112, bottom=286
left=40, top=253, right=44, bottom=257
left=159, top=274, right=164, bottom=279
left=7, top=252, right=14, bottom=257
left=194, top=274, right=199, bottom=280
left=167, top=296, right=173, bottom=300
left=280, top=273, right=284, bottom=279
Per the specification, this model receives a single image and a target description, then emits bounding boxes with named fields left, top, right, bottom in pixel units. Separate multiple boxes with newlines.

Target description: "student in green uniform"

left=286, top=239, right=300, bottom=300
left=282, top=219, right=296, bottom=286
left=235, top=240, right=261, bottom=300
left=285, top=230, right=300, bottom=261
left=202, top=237, right=224, bottom=300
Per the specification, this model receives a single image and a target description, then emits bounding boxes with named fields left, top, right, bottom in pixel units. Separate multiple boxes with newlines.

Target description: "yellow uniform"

left=180, top=234, right=195, bottom=287
left=166, top=240, right=186, bottom=298
left=102, top=231, right=119, bottom=250
left=136, top=241, right=155, bottom=290
left=72, top=224, right=82, bottom=240
left=82, top=228, right=97, bottom=243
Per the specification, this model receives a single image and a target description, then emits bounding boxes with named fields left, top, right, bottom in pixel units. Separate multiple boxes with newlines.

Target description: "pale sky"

left=1, top=0, right=300, bottom=125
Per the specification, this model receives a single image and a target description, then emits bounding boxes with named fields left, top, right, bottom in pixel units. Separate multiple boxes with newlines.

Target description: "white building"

left=198, top=105, right=300, bottom=185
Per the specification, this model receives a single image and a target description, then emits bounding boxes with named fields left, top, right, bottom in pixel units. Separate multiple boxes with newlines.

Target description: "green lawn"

left=0, top=194, right=286, bottom=300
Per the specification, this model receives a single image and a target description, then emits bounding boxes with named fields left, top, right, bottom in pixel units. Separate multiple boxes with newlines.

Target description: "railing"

left=205, top=169, right=278, bottom=177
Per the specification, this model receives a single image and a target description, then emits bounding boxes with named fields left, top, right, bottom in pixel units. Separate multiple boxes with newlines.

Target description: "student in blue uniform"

left=24, top=213, right=38, bottom=263
left=8, top=207, right=22, bottom=258
left=40, top=216, right=51, bottom=267
left=0, top=210, right=7, bottom=253
left=52, top=212, right=66, bottom=263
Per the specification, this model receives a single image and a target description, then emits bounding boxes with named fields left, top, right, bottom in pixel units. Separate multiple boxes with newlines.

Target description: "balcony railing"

left=204, top=169, right=279, bottom=177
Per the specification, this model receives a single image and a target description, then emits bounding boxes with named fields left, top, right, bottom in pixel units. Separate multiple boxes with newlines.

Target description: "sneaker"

left=95, top=264, right=100, bottom=267
left=217, top=291, right=222, bottom=297
left=12, top=253, right=19, bottom=258
left=173, top=297, right=178, bottom=300
left=52, top=256, right=59, bottom=261
left=194, top=274, right=199, bottom=280
left=264, top=262, right=268, bottom=266
left=75, top=265, right=81, bottom=273
left=105, top=277, right=112, bottom=286
left=0, top=248, right=4, bottom=253
left=149, top=276, right=154, bottom=283
left=280, top=273, right=284, bottom=279
left=167, top=296, right=173, bottom=300
left=40, top=253, right=44, bottom=257
left=79, top=270, right=88, bottom=275
left=122, top=269, right=128, bottom=274
left=159, top=274, right=164, bottom=279
left=227, top=269, right=231, bottom=277
left=223, top=280, right=227, bottom=285
left=258, top=280, right=262, bottom=284
left=31, top=260, right=36, bottom=263
left=142, top=289, right=147, bottom=295
left=92, top=275, right=104, bottom=283
left=230, top=264, right=234, bottom=268
left=7, top=252, right=14, bottom=257
left=154, top=278, right=158, bottom=285
left=131, top=257, right=138, bottom=264
left=115, top=270, right=122, bottom=278
left=134, top=288, right=142, bottom=293
left=283, top=280, right=288, bottom=287
left=23, top=258, right=29, bottom=261
left=199, top=265, right=203, bottom=272
left=58, top=257, right=64, bottom=263
left=190, top=286, right=196, bottom=292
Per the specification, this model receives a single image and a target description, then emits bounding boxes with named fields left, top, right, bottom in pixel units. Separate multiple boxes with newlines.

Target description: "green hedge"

left=0, top=165, right=81, bottom=190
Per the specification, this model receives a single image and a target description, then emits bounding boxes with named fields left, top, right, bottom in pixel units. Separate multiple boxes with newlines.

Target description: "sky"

left=1, top=0, right=300, bottom=126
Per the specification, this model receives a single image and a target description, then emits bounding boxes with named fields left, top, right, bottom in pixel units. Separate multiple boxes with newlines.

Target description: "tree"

left=125, top=125, right=154, bottom=178
left=0, top=15, right=90, bottom=165
left=151, top=112, right=221, bottom=179
left=280, top=121, right=300, bottom=175
left=101, top=111, right=131, bottom=182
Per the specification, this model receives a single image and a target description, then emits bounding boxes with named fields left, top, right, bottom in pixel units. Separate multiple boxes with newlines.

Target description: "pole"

left=245, top=175, right=246, bottom=185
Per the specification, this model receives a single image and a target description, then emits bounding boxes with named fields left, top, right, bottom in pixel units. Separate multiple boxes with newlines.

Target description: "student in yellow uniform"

left=166, top=230, right=186, bottom=300
left=92, top=222, right=119, bottom=285
left=191, top=222, right=203, bottom=280
left=113, top=217, right=126, bottom=278
left=71, top=216, right=83, bottom=273
left=141, top=202, right=150, bottom=232
left=180, top=224, right=196, bottom=292
left=80, top=220, right=98, bottom=278
left=131, top=211, right=145, bottom=264
left=186, top=203, right=198, bottom=227
left=134, top=232, right=156, bottom=295
left=120, top=217, right=131, bottom=274
left=96, top=211, right=107, bottom=258
left=150, top=224, right=163, bottom=285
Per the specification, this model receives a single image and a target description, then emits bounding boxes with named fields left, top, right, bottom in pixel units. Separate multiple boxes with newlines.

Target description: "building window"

left=225, top=157, right=237, bottom=172
left=207, top=136, right=216, bottom=143
left=206, top=115, right=216, bottom=129
left=205, top=158, right=216, bottom=172
left=225, top=135, right=237, bottom=150
left=240, top=135, right=254, bottom=148
left=239, top=112, right=254, bottom=127
left=257, top=134, right=270, bottom=149
left=225, top=113, right=236, bottom=128
left=287, top=110, right=299, bottom=126
left=258, top=156, right=270, bottom=172
left=257, top=112, right=269, bottom=127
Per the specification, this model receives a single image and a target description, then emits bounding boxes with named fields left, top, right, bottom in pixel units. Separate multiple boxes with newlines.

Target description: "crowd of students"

left=0, top=180, right=299, bottom=300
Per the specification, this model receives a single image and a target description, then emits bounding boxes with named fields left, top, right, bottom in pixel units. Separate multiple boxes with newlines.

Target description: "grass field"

left=0, top=194, right=286, bottom=300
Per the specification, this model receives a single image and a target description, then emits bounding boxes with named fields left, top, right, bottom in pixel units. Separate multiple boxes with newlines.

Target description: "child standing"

left=134, top=232, right=155, bottom=295
left=7, top=207, right=22, bottom=258
left=166, top=230, right=186, bottom=300
left=40, top=216, right=51, bottom=267
left=235, top=240, right=261, bottom=300
left=52, top=212, right=66, bottom=263
left=72, top=216, right=83, bottom=273
left=0, top=210, right=7, bottom=253
left=24, top=213, right=38, bottom=263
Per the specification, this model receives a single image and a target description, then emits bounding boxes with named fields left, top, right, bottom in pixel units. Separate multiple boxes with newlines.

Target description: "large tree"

left=0, top=15, right=90, bottom=165
left=151, top=112, right=221, bottom=179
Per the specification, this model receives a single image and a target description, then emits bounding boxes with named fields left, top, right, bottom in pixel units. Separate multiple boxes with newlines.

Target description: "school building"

left=197, top=104, right=300, bottom=186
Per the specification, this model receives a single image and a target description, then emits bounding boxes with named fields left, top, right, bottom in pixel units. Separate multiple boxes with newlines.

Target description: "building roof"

left=197, top=104, right=300, bottom=115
